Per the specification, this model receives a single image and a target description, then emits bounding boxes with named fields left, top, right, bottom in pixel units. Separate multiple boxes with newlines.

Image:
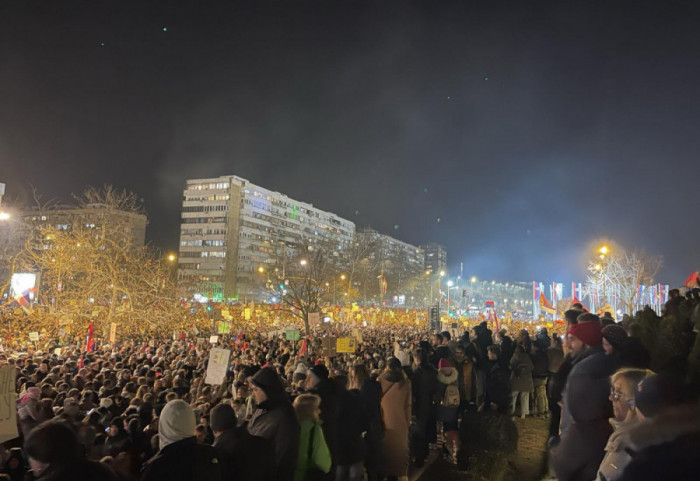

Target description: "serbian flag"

left=13, top=288, right=37, bottom=313
left=539, top=293, right=556, bottom=314
left=684, top=271, right=700, bottom=288
left=85, top=321, right=95, bottom=353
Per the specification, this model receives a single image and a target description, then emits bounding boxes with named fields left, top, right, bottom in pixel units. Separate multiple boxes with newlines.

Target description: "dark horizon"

left=2, top=1, right=699, bottom=286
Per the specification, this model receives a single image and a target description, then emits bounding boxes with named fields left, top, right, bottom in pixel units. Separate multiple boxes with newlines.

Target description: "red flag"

left=85, top=321, right=95, bottom=353
left=298, top=339, right=307, bottom=356
left=684, top=271, right=700, bottom=288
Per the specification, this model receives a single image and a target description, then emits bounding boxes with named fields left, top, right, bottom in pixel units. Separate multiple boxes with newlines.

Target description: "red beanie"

left=438, top=358, right=452, bottom=369
left=568, top=321, right=602, bottom=347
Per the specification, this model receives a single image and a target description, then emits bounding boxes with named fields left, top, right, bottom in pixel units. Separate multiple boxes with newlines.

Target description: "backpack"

left=442, top=383, right=460, bottom=408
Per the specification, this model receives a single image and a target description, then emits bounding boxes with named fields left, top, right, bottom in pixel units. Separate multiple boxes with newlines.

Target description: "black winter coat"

left=411, top=364, right=438, bottom=424
left=214, top=427, right=276, bottom=481
left=248, top=398, right=301, bottom=481
left=140, top=437, right=221, bottom=481
left=333, top=388, right=368, bottom=465
left=484, top=361, right=511, bottom=413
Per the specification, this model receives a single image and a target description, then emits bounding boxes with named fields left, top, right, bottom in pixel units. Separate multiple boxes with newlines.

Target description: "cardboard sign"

left=209, top=335, right=219, bottom=344
left=196, top=337, right=205, bottom=346
left=205, top=348, right=231, bottom=385
left=308, top=312, right=320, bottom=326
left=285, top=329, right=301, bottom=341
left=0, top=366, right=19, bottom=443
left=110, top=323, right=117, bottom=343
left=336, top=337, right=357, bottom=353
left=28, top=332, right=39, bottom=342
left=321, top=337, right=337, bottom=357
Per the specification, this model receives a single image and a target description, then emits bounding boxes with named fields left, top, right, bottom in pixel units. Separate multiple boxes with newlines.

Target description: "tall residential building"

left=20, top=204, right=147, bottom=247
left=178, top=175, right=355, bottom=300
left=422, top=242, right=447, bottom=274
left=355, top=227, right=425, bottom=278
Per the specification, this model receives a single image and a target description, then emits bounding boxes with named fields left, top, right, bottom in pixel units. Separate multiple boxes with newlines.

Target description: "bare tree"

left=585, top=249, right=662, bottom=314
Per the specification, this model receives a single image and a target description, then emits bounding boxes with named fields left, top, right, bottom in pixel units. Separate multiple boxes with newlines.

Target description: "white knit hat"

left=158, top=399, right=196, bottom=450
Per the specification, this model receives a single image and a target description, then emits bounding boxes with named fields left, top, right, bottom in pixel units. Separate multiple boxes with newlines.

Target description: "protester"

left=292, top=393, right=332, bottom=481
left=409, top=348, right=437, bottom=468
left=551, top=318, right=616, bottom=481
left=378, top=357, right=411, bottom=481
left=247, top=367, right=301, bottom=481
left=595, top=368, right=653, bottom=481
left=140, top=400, right=221, bottom=481
left=509, top=343, right=533, bottom=419
left=211, top=402, right=275, bottom=481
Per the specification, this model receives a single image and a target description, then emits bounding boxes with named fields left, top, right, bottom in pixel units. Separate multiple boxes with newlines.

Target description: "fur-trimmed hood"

left=623, top=405, right=700, bottom=453
left=437, top=368, right=458, bottom=385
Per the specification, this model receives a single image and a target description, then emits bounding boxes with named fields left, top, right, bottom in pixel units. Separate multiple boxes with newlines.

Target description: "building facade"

left=20, top=204, right=147, bottom=247
left=178, top=175, right=355, bottom=300
left=422, top=242, right=447, bottom=274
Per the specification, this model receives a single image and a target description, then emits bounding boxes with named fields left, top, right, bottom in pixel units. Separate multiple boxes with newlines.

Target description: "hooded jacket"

left=141, top=400, right=221, bottom=481
left=618, top=405, right=700, bottom=481
left=247, top=368, right=300, bottom=481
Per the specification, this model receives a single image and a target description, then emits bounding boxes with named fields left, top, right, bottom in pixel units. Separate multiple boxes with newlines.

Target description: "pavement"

left=416, top=416, right=550, bottom=481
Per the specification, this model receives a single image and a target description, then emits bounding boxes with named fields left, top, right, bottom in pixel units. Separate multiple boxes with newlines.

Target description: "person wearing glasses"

left=595, top=368, right=653, bottom=481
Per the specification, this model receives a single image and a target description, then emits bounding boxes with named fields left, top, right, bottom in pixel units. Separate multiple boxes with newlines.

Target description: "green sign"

left=285, top=329, right=301, bottom=341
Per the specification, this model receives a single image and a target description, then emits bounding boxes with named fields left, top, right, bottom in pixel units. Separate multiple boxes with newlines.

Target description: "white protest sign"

left=28, top=332, right=39, bottom=342
left=0, top=366, right=19, bottom=443
left=205, top=348, right=231, bottom=385
left=209, top=335, right=219, bottom=344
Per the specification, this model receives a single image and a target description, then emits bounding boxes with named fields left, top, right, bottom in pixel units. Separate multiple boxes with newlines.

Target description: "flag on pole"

left=298, top=339, right=307, bottom=357
left=539, top=293, right=556, bottom=314
left=684, top=271, right=700, bottom=288
left=85, top=321, right=95, bottom=353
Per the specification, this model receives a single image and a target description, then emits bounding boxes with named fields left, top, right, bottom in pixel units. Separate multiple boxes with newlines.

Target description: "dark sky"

left=1, top=0, right=699, bottom=286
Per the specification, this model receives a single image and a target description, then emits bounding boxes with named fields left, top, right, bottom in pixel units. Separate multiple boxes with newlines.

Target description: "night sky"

left=1, top=1, right=699, bottom=285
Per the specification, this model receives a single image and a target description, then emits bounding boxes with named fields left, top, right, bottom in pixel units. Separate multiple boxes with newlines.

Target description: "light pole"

left=447, top=280, right=453, bottom=315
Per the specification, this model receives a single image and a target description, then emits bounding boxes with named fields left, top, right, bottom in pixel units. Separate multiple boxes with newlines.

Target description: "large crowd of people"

left=0, top=288, right=698, bottom=481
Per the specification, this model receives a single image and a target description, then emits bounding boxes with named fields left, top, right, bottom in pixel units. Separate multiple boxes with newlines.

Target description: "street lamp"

left=299, top=259, right=307, bottom=266
left=167, top=254, right=176, bottom=262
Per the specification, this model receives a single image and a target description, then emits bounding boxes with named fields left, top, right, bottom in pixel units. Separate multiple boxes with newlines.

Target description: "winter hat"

left=568, top=322, right=602, bottom=347
left=309, top=364, right=329, bottom=382
left=635, top=374, right=678, bottom=418
left=210, top=403, right=237, bottom=432
left=577, top=312, right=600, bottom=324
left=158, top=399, right=196, bottom=450
left=100, top=397, right=114, bottom=409
left=438, top=358, right=452, bottom=369
left=601, top=324, right=628, bottom=350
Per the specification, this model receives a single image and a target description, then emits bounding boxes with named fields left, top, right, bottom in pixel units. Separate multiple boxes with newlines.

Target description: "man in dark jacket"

left=211, top=403, right=275, bottom=481
left=550, top=320, right=615, bottom=481
left=248, top=367, right=301, bottom=481
left=141, top=400, right=221, bottom=481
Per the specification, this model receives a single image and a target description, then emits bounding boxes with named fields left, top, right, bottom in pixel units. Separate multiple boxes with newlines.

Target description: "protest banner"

left=286, top=329, right=300, bottom=341
left=336, top=337, right=357, bottom=353
left=0, top=366, right=19, bottom=443
left=205, top=348, right=231, bottom=385
left=29, top=332, right=39, bottom=342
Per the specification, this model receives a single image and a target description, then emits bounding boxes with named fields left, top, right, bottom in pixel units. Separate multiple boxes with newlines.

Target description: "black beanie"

left=210, top=403, right=237, bottom=432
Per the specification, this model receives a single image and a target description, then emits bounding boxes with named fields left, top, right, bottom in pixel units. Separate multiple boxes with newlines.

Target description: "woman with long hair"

left=378, top=357, right=411, bottom=481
